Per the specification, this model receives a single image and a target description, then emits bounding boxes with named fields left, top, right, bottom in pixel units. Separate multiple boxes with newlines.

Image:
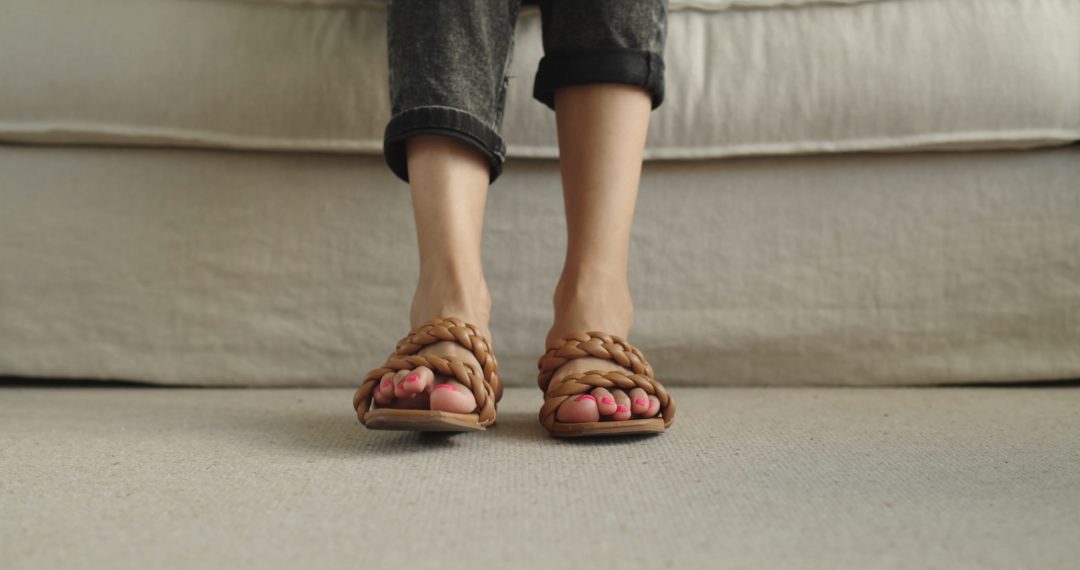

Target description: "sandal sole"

left=364, top=408, right=488, bottom=432
left=546, top=417, right=666, bottom=438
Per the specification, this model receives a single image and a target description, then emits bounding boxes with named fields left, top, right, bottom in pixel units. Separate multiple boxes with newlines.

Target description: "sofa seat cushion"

left=0, top=0, right=1077, bottom=159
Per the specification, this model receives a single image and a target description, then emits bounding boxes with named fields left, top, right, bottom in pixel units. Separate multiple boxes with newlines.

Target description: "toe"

left=642, top=395, right=661, bottom=418
left=401, top=366, right=433, bottom=396
left=374, top=372, right=395, bottom=404
left=392, top=369, right=411, bottom=399
left=429, top=380, right=477, bottom=414
left=629, top=387, right=650, bottom=416
left=611, top=389, right=632, bottom=421
left=555, top=392, right=601, bottom=423
left=592, top=387, right=617, bottom=416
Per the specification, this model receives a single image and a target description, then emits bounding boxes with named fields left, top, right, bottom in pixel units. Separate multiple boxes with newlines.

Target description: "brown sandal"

left=353, top=317, right=501, bottom=432
left=537, top=331, right=675, bottom=437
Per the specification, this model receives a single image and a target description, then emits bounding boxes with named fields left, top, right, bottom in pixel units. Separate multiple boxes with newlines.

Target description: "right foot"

left=370, top=272, right=492, bottom=415
left=370, top=335, right=485, bottom=414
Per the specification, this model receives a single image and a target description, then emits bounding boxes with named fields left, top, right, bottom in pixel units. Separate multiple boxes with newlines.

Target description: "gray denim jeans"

left=384, top=0, right=669, bottom=184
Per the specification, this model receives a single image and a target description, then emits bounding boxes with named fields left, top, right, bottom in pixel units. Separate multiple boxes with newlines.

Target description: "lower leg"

left=372, top=134, right=492, bottom=413
left=405, top=135, right=492, bottom=330
left=546, top=83, right=660, bottom=422
left=548, top=83, right=651, bottom=346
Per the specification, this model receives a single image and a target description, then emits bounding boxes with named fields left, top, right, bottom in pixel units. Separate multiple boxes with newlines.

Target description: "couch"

left=1, top=0, right=1078, bottom=567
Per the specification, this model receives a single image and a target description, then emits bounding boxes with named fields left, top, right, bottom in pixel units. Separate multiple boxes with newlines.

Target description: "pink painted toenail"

left=382, top=380, right=391, bottom=387
left=601, top=397, right=615, bottom=405
left=635, top=399, right=647, bottom=407
left=406, top=374, right=419, bottom=383
left=574, top=394, right=597, bottom=403
left=433, top=384, right=457, bottom=392
left=616, top=405, right=628, bottom=413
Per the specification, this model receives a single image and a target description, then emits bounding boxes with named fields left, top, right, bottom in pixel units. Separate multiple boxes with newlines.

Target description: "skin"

left=375, top=83, right=659, bottom=423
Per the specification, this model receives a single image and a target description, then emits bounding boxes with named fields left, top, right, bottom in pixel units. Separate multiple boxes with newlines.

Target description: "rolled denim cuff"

left=383, top=105, right=508, bottom=184
left=532, top=48, right=666, bottom=111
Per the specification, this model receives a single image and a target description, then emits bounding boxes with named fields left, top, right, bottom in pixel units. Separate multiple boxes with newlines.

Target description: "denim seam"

left=383, top=105, right=507, bottom=184
left=532, top=48, right=666, bottom=111
left=388, top=104, right=503, bottom=139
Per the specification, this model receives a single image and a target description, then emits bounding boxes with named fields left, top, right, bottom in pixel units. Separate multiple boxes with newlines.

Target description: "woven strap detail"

left=536, top=332, right=674, bottom=430
left=537, top=331, right=652, bottom=392
left=353, top=317, right=500, bottom=427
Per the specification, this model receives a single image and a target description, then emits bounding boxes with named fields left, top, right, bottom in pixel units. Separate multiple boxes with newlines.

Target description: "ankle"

left=410, top=262, right=491, bottom=332
left=549, top=269, right=634, bottom=346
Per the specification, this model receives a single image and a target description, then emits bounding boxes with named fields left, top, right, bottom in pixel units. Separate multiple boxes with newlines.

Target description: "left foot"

left=543, top=273, right=660, bottom=423
left=545, top=358, right=663, bottom=423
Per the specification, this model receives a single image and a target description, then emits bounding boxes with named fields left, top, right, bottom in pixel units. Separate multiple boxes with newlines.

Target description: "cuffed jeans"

left=383, top=0, right=669, bottom=184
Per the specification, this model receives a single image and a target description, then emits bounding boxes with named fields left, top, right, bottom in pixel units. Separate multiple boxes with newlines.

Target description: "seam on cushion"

left=207, top=1, right=887, bottom=15
left=0, top=121, right=381, bottom=154
left=206, top=0, right=386, bottom=11
left=668, top=0, right=886, bottom=13
left=511, top=130, right=1080, bottom=160
left=2, top=122, right=1077, bottom=159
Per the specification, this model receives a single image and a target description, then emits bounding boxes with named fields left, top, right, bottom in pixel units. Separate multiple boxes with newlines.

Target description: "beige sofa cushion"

left=0, top=0, right=1077, bottom=159
left=2, top=145, right=1078, bottom=387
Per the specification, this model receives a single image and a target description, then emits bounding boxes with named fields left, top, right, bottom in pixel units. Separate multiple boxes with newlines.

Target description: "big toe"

left=555, top=393, right=601, bottom=423
left=429, top=380, right=477, bottom=414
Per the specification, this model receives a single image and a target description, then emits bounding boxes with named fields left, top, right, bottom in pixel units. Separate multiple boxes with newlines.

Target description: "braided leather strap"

left=353, top=317, right=500, bottom=426
left=536, top=332, right=675, bottom=430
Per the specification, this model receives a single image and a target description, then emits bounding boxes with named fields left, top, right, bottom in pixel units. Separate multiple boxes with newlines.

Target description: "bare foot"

left=544, top=274, right=660, bottom=423
left=545, top=357, right=662, bottom=423
left=371, top=269, right=491, bottom=415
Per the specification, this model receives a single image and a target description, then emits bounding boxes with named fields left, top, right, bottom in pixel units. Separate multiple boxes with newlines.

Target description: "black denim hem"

left=383, top=106, right=508, bottom=184
left=532, top=48, right=666, bottom=111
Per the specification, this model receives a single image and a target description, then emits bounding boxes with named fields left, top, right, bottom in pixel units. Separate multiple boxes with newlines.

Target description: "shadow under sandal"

left=537, top=332, right=676, bottom=437
left=353, top=317, right=502, bottom=432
